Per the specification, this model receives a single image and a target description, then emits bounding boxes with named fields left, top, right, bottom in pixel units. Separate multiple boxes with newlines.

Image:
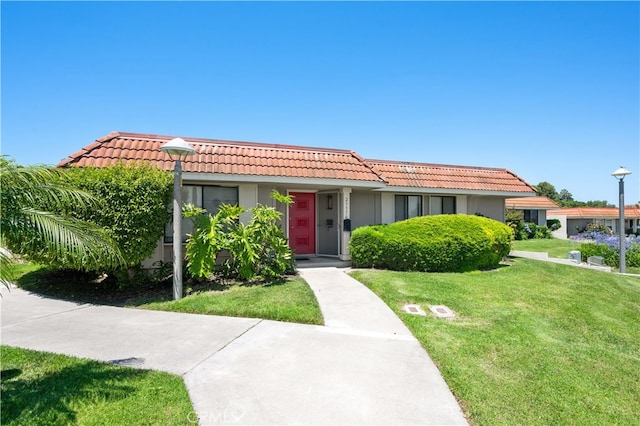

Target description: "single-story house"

left=505, top=196, right=560, bottom=226
left=547, top=207, right=640, bottom=239
left=58, top=131, right=536, bottom=262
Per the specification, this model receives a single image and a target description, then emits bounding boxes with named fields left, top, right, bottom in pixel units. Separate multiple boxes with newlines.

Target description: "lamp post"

left=161, top=138, right=196, bottom=300
left=612, top=166, right=631, bottom=274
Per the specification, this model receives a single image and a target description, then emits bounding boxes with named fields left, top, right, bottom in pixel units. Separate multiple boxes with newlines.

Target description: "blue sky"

left=2, top=1, right=639, bottom=204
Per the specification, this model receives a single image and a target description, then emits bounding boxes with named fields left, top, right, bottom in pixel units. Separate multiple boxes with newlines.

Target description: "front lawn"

left=351, top=259, right=640, bottom=425
left=14, top=265, right=323, bottom=325
left=138, top=277, right=323, bottom=325
left=1, top=346, right=193, bottom=425
left=511, top=238, right=579, bottom=258
left=512, top=238, right=640, bottom=274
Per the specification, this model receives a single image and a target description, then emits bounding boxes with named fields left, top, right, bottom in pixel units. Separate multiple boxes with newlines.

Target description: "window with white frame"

left=165, top=185, right=239, bottom=243
left=430, top=196, right=456, bottom=215
left=395, top=195, right=422, bottom=221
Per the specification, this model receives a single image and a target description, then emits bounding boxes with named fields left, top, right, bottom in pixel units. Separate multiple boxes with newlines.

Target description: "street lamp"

left=161, top=138, right=196, bottom=300
left=612, top=166, right=632, bottom=274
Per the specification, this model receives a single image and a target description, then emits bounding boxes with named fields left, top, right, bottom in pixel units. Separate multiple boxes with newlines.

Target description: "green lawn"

left=351, top=260, right=640, bottom=425
left=138, top=277, right=324, bottom=325
left=512, top=238, right=640, bottom=274
left=15, top=265, right=323, bottom=325
left=1, top=346, right=193, bottom=425
left=511, top=238, right=579, bottom=258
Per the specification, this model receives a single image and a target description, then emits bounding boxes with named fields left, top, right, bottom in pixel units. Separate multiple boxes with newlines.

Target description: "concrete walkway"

left=1, top=267, right=467, bottom=426
left=510, top=250, right=613, bottom=272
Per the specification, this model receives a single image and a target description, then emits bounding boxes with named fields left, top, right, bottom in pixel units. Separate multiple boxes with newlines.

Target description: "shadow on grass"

left=1, top=359, right=144, bottom=424
left=16, top=267, right=295, bottom=307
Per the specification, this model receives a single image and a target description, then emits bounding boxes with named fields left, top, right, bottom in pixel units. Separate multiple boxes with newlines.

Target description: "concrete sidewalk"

left=510, top=250, right=613, bottom=272
left=1, top=268, right=467, bottom=425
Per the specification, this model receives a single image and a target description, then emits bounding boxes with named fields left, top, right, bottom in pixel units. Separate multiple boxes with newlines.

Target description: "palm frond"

left=14, top=208, right=125, bottom=270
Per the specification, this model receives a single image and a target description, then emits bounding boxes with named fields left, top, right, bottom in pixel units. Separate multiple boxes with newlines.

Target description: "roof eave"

left=182, top=172, right=387, bottom=189
left=373, top=186, right=536, bottom=196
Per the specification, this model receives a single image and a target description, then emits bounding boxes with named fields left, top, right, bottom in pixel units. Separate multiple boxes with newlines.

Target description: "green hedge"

left=350, top=215, right=513, bottom=272
left=65, top=162, right=173, bottom=270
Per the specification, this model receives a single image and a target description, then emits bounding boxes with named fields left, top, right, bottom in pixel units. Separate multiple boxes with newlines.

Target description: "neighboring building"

left=505, top=196, right=560, bottom=226
left=547, top=207, right=640, bottom=239
left=58, top=131, right=536, bottom=262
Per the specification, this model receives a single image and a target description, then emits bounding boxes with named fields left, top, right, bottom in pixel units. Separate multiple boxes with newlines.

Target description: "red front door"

left=289, top=192, right=316, bottom=255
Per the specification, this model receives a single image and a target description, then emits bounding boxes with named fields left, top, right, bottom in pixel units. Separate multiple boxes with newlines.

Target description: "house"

left=58, top=131, right=536, bottom=262
left=547, top=207, right=640, bottom=239
left=505, top=196, right=560, bottom=226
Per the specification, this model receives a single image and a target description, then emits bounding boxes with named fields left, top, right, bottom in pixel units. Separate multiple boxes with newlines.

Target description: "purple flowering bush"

left=571, top=229, right=640, bottom=267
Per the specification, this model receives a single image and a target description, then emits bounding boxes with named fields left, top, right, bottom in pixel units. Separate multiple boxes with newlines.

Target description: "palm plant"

left=0, top=157, right=124, bottom=288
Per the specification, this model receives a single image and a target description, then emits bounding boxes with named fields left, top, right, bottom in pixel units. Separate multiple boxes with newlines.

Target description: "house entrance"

left=317, top=192, right=339, bottom=256
left=289, top=192, right=316, bottom=255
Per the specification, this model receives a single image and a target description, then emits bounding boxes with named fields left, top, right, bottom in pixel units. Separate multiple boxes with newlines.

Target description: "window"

left=430, top=196, right=456, bottom=215
left=165, top=185, right=239, bottom=243
left=395, top=195, right=422, bottom=221
left=523, top=209, right=538, bottom=224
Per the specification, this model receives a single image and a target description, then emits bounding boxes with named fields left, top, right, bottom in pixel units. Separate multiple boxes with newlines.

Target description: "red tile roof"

left=547, top=207, right=640, bottom=219
left=367, top=159, right=535, bottom=193
left=58, top=131, right=535, bottom=194
left=58, top=132, right=384, bottom=183
left=506, top=196, right=560, bottom=209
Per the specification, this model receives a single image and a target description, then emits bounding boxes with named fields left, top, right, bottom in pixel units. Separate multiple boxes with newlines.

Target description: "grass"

left=511, top=238, right=579, bottom=258
left=350, top=259, right=640, bottom=425
left=139, top=276, right=323, bottom=325
left=14, top=264, right=323, bottom=325
left=512, top=238, right=640, bottom=274
left=1, top=346, right=193, bottom=425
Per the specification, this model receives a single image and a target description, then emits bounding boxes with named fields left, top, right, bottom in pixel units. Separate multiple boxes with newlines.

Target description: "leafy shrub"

left=350, top=214, right=512, bottom=272
left=572, top=231, right=640, bottom=267
left=506, top=209, right=524, bottom=239
left=347, top=225, right=387, bottom=268
left=546, top=218, right=561, bottom=232
left=64, top=162, right=173, bottom=271
left=585, top=222, right=612, bottom=235
left=534, top=225, right=552, bottom=239
left=185, top=190, right=295, bottom=281
left=507, top=210, right=555, bottom=240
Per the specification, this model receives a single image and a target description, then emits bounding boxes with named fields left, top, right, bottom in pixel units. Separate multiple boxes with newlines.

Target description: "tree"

left=559, top=189, right=573, bottom=202
left=0, top=157, right=124, bottom=288
left=534, top=182, right=560, bottom=202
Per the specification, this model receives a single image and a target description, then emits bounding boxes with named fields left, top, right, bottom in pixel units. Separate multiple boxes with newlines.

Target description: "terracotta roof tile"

left=58, top=131, right=535, bottom=194
left=547, top=207, right=640, bottom=219
left=506, top=196, right=560, bottom=209
left=367, top=159, right=535, bottom=193
left=58, top=131, right=384, bottom=183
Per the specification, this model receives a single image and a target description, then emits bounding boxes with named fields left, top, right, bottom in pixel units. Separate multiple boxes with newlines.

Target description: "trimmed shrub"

left=347, top=225, right=387, bottom=268
left=350, top=214, right=512, bottom=272
left=64, top=162, right=173, bottom=270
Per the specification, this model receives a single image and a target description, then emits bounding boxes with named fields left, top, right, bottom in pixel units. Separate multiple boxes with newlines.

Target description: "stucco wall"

left=547, top=214, right=567, bottom=239
left=467, top=196, right=505, bottom=222
left=351, top=191, right=380, bottom=229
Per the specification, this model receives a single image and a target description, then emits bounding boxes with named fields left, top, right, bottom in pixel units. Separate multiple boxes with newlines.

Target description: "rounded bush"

left=350, top=214, right=513, bottom=272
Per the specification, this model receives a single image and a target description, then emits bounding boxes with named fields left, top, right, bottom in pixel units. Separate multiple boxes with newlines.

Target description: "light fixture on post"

left=161, top=138, right=196, bottom=300
left=612, top=166, right=631, bottom=274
